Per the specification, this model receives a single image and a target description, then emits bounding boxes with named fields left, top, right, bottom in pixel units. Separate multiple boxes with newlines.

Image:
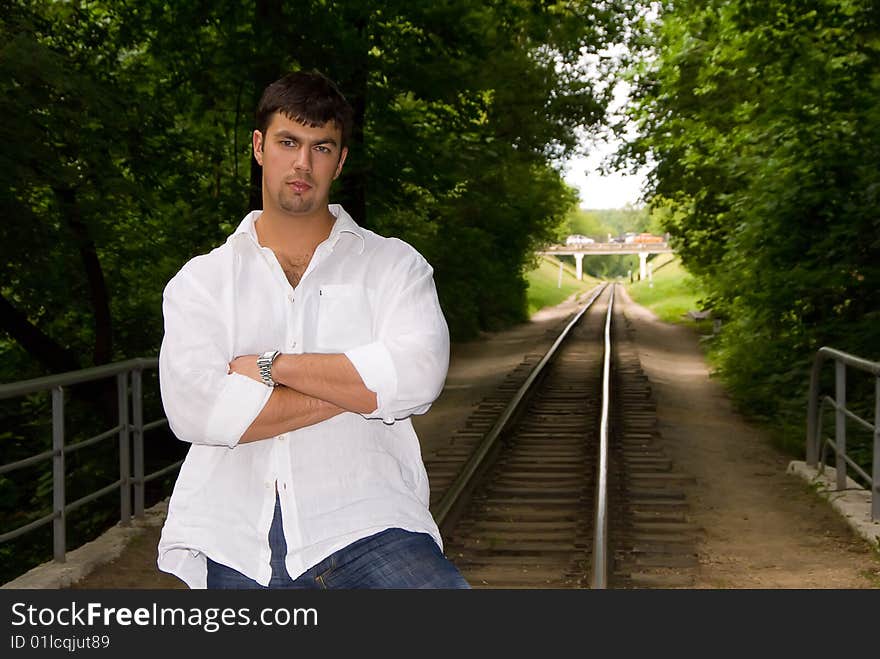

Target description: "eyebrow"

left=273, top=130, right=338, bottom=148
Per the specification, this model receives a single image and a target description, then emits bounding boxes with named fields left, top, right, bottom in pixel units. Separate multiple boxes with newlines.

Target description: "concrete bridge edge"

left=787, top=461, right=880, bottom=551
left=1, top=499, right=168, bottom=589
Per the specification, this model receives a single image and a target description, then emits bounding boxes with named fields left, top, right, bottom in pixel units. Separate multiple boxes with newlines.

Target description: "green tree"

left=623, top=0, right=880, bottom=446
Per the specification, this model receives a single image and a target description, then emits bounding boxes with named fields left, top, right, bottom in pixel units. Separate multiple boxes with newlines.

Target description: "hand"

left=229, top=355, right=261, bottom=383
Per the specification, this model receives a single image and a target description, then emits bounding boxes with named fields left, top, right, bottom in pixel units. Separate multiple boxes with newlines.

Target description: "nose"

left=293, top=146, right=312, bottom=172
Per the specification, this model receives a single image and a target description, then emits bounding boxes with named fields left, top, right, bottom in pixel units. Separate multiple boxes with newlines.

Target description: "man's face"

left=253, top=112, right=347, bottom=218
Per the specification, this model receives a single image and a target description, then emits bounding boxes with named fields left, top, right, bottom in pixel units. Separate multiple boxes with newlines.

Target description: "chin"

left=279, top=199, right=313, bottom=215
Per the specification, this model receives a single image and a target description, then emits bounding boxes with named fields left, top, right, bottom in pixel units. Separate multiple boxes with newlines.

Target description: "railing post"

left=51, top=386, right=66, bottom=563
left=835, top=360, right=847, bottom=491
left=132, top=368, right=145, bottom=518
left=806, top=352, right=822, bottom=466
left=873, top=377, right=879, bottom=521
left=118, top=372, right=131, bottom=525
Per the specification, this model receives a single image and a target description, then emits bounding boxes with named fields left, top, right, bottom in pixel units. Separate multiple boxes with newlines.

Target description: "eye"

left=280, top=139, right=296, bottom=147
left=315, top=145, right=331, bottom=154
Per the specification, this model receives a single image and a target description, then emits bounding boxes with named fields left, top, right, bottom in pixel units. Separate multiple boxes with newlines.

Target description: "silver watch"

left=257, top=350, right=281, bottom=387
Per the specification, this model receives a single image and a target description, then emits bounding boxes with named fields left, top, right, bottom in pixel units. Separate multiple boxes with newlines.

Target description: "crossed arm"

left=161, top=251, right=447, bottom=449
left=229, top=353, right=378, bottom=443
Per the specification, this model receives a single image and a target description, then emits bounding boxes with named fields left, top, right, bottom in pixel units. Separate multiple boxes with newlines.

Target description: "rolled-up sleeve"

left=345, top=252, right=449, bottom=424
left=159, top=270, right=272, bottom=447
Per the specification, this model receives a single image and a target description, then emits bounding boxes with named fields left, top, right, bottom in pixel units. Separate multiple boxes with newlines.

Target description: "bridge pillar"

left=574, top=253, right=584, bottom=281
left=639, top=252, right=649, bottom=280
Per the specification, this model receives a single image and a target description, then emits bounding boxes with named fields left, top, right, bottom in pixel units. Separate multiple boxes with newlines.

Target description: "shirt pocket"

left=316, top=284, right=373, bottom=351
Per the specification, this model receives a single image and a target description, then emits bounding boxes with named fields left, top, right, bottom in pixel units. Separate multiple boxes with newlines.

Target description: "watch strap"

left=257, top=350, right=281, bottom=387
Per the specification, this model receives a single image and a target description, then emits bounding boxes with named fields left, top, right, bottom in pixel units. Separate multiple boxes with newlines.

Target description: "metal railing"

left=806, top=347, right=879, bottom=521
left=0, top=358, right=180, bottom=563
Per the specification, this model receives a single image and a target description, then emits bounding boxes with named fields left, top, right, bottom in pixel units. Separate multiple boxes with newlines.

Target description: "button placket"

left=287, top=286, right=300, bottom=352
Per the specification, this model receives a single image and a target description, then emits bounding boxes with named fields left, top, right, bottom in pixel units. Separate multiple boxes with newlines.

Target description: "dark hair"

left=255, top=70, right=354, bottom=148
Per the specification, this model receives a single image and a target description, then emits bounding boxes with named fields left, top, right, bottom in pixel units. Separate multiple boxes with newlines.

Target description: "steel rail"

left=592, top=283, right=614, bottom=589
left=821, top=395, right=875, bottom=433
left=0, top=358, right=158, bottom=398
left=432, top=283, right=608, bottom=529
left=0, top=360, right=174, bottom=564
left=806, top=346, right=879, bottom=520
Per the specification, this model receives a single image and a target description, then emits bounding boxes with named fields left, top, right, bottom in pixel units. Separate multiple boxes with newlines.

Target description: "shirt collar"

left=326, top=204, right=366, bottom=254
left=230, top=204, right=365, bottom=255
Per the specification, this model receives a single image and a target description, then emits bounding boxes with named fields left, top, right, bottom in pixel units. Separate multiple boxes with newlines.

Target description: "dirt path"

left=616, top=286, right=880, bottom=588
left=39, top=286, right=880, bottom=588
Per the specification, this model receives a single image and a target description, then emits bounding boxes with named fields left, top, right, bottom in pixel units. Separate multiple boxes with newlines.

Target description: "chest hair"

left=278, top=252, right=313, bottom=289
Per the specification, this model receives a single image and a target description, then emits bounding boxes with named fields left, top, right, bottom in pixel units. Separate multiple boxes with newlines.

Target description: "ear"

left=252, top=130, right=264, bottom=166
left=333, top=146, right=349, bottom=180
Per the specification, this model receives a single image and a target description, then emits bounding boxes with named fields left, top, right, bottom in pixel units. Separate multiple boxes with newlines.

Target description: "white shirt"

left=157, top=205, right=450, bottom=588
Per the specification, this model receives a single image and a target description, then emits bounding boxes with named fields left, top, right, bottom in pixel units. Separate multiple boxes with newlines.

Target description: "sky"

left=563, top=32, right=654, bottom=211
left=561, top=84, right=649, bottom=210
left=563, top=146, right=647, bottom=210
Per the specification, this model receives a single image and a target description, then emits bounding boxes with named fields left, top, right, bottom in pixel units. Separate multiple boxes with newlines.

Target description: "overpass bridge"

left=537, top=241, right=675, bottom=281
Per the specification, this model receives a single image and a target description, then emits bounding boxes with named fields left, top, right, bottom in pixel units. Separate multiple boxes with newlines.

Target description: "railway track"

left=426, top=283, right=699, bottom=588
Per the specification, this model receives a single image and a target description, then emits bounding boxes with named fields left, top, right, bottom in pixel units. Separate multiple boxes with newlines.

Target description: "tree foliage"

left=623, top=0, right=880, bottom=441
left=0, top=1, right=635, bottom=581
left=1, top=0, right=633, bottom=380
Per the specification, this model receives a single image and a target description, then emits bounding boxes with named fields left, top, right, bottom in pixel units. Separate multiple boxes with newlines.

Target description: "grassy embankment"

left=525, top=255, right=599, bottom=316
left=526, top=252, right=707, bottom=329
left=625, top=253, right=709, bottom=331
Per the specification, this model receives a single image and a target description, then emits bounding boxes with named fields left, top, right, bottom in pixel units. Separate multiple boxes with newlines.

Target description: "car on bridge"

left=565, top=234, right=595, bottom=246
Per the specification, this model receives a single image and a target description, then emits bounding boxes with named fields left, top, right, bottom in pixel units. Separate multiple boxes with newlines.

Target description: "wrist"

left=270, top=353, right=295, bottom=388
left=257, top=350, right=281, bottom=387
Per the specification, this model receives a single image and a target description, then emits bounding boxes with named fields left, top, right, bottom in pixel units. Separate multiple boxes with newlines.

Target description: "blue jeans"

left=206, top=495, right=470, bottom=589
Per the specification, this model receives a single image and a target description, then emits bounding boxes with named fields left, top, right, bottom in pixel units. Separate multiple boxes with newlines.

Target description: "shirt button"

left=287, top=294, right=295, bottom=303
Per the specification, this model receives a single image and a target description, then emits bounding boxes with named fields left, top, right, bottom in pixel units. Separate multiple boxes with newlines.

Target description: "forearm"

left=239, top=385, right=344, bottom=443
left=271, top=353, right=377, bottom=415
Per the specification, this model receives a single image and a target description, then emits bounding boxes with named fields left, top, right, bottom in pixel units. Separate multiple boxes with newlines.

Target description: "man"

left=157, top=70, right=469, bottom=589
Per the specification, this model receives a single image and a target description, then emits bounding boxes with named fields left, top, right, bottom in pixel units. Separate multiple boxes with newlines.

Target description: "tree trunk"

left=56, top=187, right=113, bottom=366
left=0, top=291, right=116, bottom=428
left=333, top=9, right=370, bottom=225
left=339, top=65, right=368, bottom=225
left=0, top=292, right=81, bottom=374
left=248, top=0, right=285, bottom=211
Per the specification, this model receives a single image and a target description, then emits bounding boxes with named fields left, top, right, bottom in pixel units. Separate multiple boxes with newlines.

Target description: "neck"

left=255, top=205, right=336, bottom=258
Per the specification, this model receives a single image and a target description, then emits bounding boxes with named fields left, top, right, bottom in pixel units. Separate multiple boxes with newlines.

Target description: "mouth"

left=286, top=180, right=312, bottom=194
